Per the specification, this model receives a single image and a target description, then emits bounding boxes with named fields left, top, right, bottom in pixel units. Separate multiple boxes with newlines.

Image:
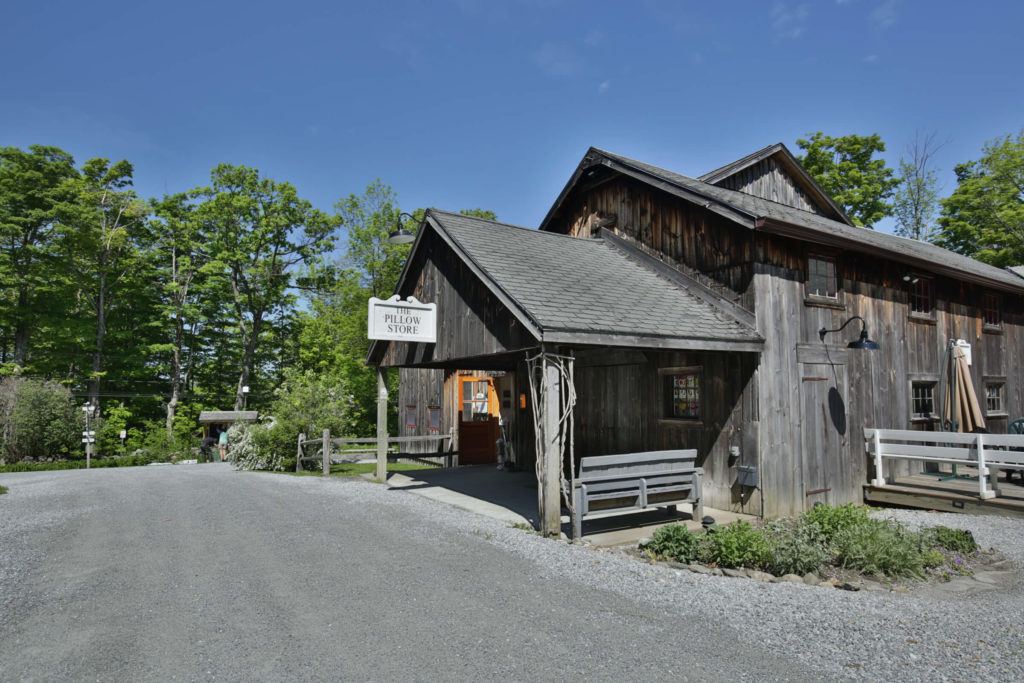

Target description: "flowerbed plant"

left=641, top=504, right=986, bottom=582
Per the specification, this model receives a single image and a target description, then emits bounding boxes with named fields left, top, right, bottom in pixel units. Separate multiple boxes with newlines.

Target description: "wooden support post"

left=296, top=433, right=304, bottom=473
left=322, top=428, right=330, bottom=477
left=538, top=358, right=562, bottom=538
left=375, top=367, right=388, bottom=483
left=870, top=430, right=886, bottom=486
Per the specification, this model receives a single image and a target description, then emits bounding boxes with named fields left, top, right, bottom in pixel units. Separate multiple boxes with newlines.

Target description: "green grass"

left=286, top=462, right=439, bottom=477
left=0, top=454, right=156, bottom=473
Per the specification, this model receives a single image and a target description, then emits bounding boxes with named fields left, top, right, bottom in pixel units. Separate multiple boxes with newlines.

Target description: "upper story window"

left=807, top=255, right=838, bottom=299
left=909, top=277, right=934, bottom=317
left=983, top=292, right=1001, bottom=328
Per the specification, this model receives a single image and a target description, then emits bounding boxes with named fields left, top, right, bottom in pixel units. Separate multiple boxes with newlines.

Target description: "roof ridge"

left=428, top=208, right=606, bottom=244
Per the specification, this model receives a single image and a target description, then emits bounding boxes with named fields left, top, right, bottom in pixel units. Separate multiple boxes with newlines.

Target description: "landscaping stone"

left=687, top=563, right=714, bottom=575
left=802, top=572, right=819, bottom=586
left=722, top=568, right=747, bottom=578
left=665, top=561, right=689, bottom=570
left=748, top=570, right=774, bottom=582
left=780, top=574, right=804, bottom=584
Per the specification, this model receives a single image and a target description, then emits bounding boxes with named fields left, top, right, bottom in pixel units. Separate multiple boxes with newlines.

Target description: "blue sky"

left=2, top=1, right=1021, bottom=233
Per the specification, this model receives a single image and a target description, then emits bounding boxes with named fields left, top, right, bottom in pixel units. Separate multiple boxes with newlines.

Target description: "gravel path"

left=1, top=466, right=1022, bottom=681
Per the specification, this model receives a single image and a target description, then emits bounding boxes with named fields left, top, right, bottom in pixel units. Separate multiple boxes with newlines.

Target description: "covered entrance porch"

left=368, top=210, right=764, bottom=537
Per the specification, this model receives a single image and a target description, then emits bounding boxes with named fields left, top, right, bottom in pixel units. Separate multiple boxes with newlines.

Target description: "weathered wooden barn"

left=368, top=143, right=1024, bottom=531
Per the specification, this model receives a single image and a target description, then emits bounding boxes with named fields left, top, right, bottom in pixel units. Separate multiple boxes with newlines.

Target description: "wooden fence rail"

left=295, top=429, right=455, bottom=476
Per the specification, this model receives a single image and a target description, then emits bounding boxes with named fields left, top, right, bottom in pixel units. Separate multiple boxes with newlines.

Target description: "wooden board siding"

left=755, top=231, right=1024, bottom=517
left=558, top=175, right=756, bottom=312
left=573, top=348, right=761, bottom=515
left=713, top=156, right=826, bottom=216
left=378, top=230, right=538, bottom=368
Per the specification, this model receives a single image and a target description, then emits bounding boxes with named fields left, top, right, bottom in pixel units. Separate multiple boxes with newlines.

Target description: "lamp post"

left=387, top=212, right=417, bottom=245
left=818, top=315, right=880, bottom=350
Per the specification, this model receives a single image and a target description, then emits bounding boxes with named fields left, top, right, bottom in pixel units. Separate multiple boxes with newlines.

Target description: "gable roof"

left=698, top=142, right=853, bottom=225
left=374, top=210, right=763, bottom=358
left=541, top=147, right=1024, bottom=294
left=198, top=410, right=258, bottom=424
left=1008, top=266, right=1024, bottom=280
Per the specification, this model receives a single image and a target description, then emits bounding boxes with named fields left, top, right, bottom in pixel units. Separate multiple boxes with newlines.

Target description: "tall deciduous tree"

left=152, top=193, right=209, bottom=433
left=796, top=132, right=899, bottom=228
left=0, top=146, right=78, bottom=366
left=55, top=158, right=151, bottom=410
left=936, top=132, right=1024, bottom=266
left=197, top=165, right=338, bottom=410
left=893, top=132, right=943, bottom=241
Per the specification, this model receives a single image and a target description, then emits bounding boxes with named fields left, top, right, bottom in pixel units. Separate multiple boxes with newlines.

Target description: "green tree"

left=936, top=132, right=1024, bottom=267
left=335, top=180, right=411, bottom=299
left=196, top=164, right=339, bottom=410
left=54, top=158, right=153, bottom=411
left=893, top=133, right=942, bottom=241
left=151, top=193, right=211, bottom=433
left=0, top=146, right=78, bottom=367
left=796, top=132, right=899, bottom=228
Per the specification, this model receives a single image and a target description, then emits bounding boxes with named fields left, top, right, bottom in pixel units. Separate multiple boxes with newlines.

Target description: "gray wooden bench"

left=572, top=450, right=703, bottom=540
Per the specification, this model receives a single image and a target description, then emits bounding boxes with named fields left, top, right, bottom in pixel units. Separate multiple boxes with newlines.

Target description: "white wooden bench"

left=572, top=450, right=703, bottom=540
left=865, top=428, right=1024, bottom=500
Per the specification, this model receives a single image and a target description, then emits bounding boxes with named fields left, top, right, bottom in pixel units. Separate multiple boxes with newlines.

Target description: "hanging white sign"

left=367, top=295, right=437, bottom=343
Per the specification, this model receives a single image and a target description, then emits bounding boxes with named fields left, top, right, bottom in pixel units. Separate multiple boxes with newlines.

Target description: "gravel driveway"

left=1, top=465, right=1022, bottom=682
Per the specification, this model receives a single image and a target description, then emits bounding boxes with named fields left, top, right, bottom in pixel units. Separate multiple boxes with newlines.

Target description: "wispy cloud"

left=870, top=0, right=899, bottom=30
left=533, top=42, right=582, bottom=76
left=583, top=29, right=605, bottom=47
left=597, top=80, right=610, bottom=95
left=862, top=53, right=880, bottom=64
left=770, top=2, right=810, bottom=40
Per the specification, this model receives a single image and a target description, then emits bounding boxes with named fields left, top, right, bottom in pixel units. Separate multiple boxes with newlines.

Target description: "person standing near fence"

left=218, top=429, right=229, bottom=461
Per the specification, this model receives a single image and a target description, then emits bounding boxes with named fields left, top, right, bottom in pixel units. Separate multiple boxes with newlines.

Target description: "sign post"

left=368, top=296, right=437, bottom=483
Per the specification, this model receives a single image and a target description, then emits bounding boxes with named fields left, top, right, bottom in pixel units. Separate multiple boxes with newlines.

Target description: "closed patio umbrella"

left=943, top=343, right=986, bottom=434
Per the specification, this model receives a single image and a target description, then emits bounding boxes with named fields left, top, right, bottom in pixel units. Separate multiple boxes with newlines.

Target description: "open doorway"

left=457, top=375, right=500, bottom=464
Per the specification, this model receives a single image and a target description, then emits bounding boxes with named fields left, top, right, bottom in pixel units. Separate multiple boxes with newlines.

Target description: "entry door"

left=800, top=362, right=849, bottom=506
left=457, top=377, right=499, bottom=465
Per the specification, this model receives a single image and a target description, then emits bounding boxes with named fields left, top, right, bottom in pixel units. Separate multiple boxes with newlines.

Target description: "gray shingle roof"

left=592, top=148, right=1024, bottom=293
left=198, top=411, right=258, bottom=424
left=1009, top=266, right=1024, bottom=280
left=428, top=210, right=762, bottom=347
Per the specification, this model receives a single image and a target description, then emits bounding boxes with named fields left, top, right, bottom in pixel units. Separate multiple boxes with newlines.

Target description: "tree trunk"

left=89, top=276, right=106, bottom=412
left=233, top=320, right=259, bottom=411
left=13, top=285, right=29, bottom=366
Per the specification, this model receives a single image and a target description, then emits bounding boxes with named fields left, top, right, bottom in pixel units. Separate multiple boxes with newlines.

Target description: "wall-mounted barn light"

left=818, top=315, right=880, bottom=350
left=388, top=212, right=418, bottom=245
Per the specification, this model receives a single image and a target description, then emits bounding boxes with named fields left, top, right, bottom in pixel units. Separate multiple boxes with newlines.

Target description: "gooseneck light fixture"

left=818, top=315, right=880, bottom=350
left=387, top=212, right=417, bottom=245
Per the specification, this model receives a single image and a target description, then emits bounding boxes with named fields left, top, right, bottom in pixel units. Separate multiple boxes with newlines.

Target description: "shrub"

left=0, top=485, right=8, bottom=495
left=703, top=520, right=773, bottom=570
left=645, top=524, right=701, bottom=563
left=923, top=526, right=978, bottom=555
left=802, top=503, right=872, bottom=539
left=0, top=377, right=80, bottom=463
left=831, top=518, right=927, bottom=578
left=763, top=519, right=829, bottom=576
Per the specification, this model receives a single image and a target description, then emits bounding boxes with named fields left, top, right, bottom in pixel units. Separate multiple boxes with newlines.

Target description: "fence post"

left=296, top=433, right=304, bottom=472
left=977, top=433, right=994, bottom=499
left=322, top=428, right=330, bottom=477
